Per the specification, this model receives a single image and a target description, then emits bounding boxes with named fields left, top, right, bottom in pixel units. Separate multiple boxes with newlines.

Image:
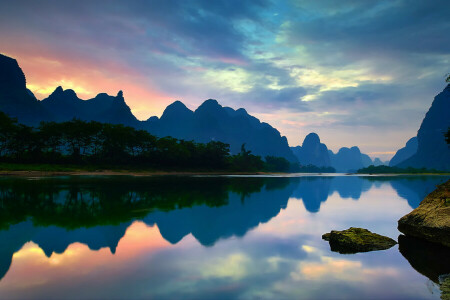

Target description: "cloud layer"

left=0, top=0, right=448, bottom=160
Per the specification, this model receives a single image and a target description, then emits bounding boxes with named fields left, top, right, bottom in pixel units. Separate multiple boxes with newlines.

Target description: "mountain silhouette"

left=329, top=146, right=372, bottom=172
left=146, top=99, right=297, bottom=160
left=291, top=132, right=374, bottom=172
left=373, top=158, right=387, bottom=166
left=41, top=87, right=140, bottom=127
left=291, top=133, right=331, bottom=167
left=0, top=54, right=51, bottom=125
left=0, top=54, right=296, bottom=161
left=397, top=85, right=450, bottom=170
left=389, top=137, right=418, bottom=167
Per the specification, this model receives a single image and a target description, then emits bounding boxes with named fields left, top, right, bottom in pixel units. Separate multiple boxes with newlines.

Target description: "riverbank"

left=0, top=163, right=448, bottom=177
left=0, top=163, right=276, bottom=177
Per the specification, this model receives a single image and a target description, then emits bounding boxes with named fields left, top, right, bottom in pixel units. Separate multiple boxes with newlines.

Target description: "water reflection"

left=0, top=175, right=448, bottom=299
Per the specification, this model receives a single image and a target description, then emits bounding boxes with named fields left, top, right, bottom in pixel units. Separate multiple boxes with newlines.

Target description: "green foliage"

left=229, top=144, right=265, bottom=171
left=0, top=112, right=294, bottom=172
left=289, top=163, right=336, bottom=173
left=265, top=156, right=290, bottom=172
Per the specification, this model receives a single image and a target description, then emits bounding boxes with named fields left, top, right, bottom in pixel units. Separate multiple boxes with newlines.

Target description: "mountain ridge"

left=396, top=84, right=450, bottom=170
left=0, top=53, right=297, bottom=162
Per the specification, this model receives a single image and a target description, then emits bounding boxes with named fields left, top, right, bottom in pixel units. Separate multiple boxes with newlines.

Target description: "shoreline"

left=0, top=170, right=448, bottom=177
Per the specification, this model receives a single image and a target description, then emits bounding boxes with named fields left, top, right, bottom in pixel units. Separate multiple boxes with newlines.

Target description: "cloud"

left=0, top=0, right=448, bottom=157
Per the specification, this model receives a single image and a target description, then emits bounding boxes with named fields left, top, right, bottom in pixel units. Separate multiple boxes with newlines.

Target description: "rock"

left=322, top=227, right=397, bottom=254
left=398, top=179, right=450, bottom=248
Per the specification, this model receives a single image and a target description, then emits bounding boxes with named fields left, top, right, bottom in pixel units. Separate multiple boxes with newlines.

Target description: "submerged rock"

left=398, top=180, right=450, bottom=248
left=322, top=227, right=397, bottom=254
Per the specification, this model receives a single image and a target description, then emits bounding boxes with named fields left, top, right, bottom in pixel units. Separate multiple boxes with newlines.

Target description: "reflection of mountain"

left=291, top=176, right=373, bottom=212
left=0, top=221, right=131, bottom=281
left=0, top=176, right=293, bottom=280
left=145, top=179, right=294, bottom=246
left=389, top=177, right=445, bottom=208
left=1, top=175, right=449, bottom=282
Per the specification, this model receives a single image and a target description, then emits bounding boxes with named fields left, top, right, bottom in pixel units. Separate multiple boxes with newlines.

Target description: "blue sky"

left=0, top=0, right=448, bottom=160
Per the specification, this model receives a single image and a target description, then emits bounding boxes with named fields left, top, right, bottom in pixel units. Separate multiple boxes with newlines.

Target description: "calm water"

left=0, top=174, right=449, bottom=299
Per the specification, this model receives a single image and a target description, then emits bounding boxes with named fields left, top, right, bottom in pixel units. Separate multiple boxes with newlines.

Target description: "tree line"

left=0, top=112, right=301, bottom=172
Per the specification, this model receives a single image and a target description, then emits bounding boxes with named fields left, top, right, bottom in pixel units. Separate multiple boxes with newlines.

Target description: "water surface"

left=0, top=175, right=448, bottom=299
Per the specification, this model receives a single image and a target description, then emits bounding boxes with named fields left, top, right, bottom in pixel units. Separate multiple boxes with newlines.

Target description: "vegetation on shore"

left=0, top=112, right=332, bottom=173
left=357, top=165, right=448, bottom=174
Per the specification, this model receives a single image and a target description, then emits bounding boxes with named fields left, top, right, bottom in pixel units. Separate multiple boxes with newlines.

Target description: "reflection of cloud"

left=0, top=221, right=171, bottom=294
left=294, top=256, right=362, bottom=281
left=201, top=253, right=251, bottom=280
left=292, top=256, right=400, bottom=282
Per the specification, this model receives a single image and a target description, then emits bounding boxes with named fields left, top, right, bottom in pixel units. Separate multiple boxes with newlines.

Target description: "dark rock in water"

left=398, top=234, right=450, bottom=299
left=322, top=227, right=397, bottom=254
left=398, top=179, right=450, bottom=248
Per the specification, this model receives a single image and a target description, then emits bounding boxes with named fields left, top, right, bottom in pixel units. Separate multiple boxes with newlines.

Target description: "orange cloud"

left=2, top=42, right=175, bottom=121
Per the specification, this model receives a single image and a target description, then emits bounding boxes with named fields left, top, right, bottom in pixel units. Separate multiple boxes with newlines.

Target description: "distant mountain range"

left=0, top=53, right=295, bottom=162
left=1, top=53, right=447, bottom=170
left=290, top=133, right=384, bottom=172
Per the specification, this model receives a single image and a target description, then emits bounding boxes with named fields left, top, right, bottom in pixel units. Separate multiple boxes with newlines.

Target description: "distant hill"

left=291, top=133, right=331, bottom=167
left=389, top=137, right=418, bottom=167
left=329, top=146, right=372, bottom=173
left=373, top=158, right=388, bottom=166
left=0, top=53, right=296, bottom=162
left=396, top=85, right=450, bottom=170
left=145, top=99, right=297, bottom=161
left=41, top=87, right=140, bottom=127
left=291, top=132, right=373, bottom=172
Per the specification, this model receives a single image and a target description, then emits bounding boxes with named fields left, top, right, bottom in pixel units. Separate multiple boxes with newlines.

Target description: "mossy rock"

left=398, top=179, right=450, bottom=248
left=440, top=274, right=450, bottom=300
left=322, top=227, right=397, bottom=254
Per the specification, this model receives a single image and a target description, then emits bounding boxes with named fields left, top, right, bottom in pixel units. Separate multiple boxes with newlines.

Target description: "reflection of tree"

left=0, top=176, right=275, bottom=230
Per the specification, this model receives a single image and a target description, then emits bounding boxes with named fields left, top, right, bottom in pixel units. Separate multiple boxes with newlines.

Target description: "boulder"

left=322, top=227, right=397, bottom=254
left=398, top=179, right=450, bottom=247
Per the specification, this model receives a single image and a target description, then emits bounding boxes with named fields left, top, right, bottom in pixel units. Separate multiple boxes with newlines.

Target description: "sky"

left=0, top=0, right=449, bottom=161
